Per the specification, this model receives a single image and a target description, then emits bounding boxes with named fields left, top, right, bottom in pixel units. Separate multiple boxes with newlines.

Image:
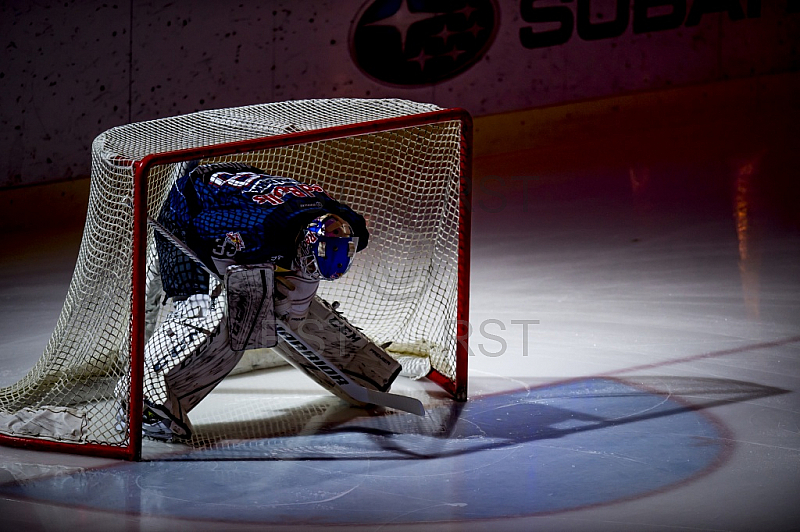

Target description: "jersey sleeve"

left=156, top=171, right=211, bottom=299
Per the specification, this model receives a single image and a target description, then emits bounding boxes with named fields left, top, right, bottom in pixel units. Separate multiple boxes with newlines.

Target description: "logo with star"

left=350, top=0, right=499, bottom=86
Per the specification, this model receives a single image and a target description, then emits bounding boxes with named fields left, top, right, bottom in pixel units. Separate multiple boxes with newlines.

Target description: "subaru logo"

left=350, top=0, right=499, bottom=86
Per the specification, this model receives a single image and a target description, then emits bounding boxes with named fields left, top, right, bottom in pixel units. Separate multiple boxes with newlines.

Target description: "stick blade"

left=363, top=388, right=426, bottom=416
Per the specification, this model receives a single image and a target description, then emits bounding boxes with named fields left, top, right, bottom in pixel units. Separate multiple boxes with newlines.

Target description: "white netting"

left=0, top=98, right=468, bottom=455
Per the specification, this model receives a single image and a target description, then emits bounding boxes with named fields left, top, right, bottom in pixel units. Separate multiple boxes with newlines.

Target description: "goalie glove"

left=274, top=271, right=319, bottom=329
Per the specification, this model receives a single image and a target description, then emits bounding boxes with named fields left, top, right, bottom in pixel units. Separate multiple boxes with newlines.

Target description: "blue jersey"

left=157, top=162, right=369, bottom=298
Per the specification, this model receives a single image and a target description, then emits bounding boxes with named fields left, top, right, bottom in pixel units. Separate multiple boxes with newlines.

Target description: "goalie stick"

left=145, top=213, right=426, bottom=416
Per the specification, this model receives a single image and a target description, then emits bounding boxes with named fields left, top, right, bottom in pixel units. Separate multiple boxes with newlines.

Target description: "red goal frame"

left=0, top=107, right=471, bottom=461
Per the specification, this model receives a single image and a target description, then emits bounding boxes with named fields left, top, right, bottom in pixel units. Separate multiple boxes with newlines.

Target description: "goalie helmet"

left=296, top=214, right=358, bottom=280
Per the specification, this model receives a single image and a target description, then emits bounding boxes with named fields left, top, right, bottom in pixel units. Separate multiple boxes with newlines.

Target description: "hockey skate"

left=115, top=400, right=193, bottom=442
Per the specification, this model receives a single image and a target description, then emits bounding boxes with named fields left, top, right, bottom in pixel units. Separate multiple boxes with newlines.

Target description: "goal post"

left=0, top=99, right=472, bottom=461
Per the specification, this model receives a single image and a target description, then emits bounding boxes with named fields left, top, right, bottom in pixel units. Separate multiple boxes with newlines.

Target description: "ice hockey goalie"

left=117, top=162, right=417, bottom=442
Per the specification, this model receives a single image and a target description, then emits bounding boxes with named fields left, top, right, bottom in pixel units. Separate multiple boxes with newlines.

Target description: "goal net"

left=0, top=99, right=471, bottom=460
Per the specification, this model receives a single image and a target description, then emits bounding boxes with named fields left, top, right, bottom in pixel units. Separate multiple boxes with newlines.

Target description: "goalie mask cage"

left=0, top=98, right=471, bottom=460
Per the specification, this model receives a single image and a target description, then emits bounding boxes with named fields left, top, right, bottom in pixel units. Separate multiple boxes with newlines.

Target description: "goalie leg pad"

left=144, top=251, right=165, bottom=343
left=273, top=297, right=402, bottom=406
left=273, top=325, right=369, bottom=407
left=141, top=291, right=242, bottom=436
left=303, top=298, right=401, bottom=392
